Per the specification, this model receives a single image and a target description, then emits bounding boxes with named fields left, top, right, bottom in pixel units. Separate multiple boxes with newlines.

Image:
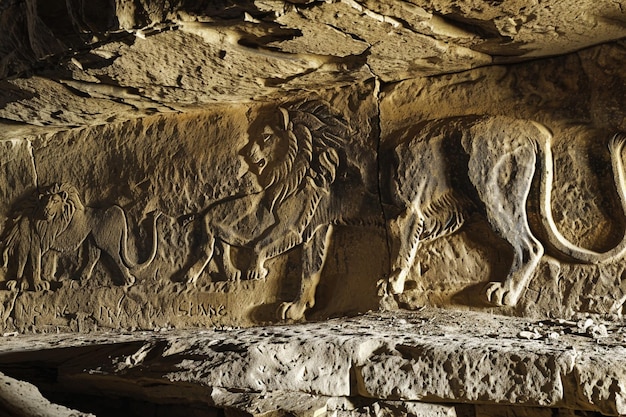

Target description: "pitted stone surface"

left=1, top=0, right=626, bottom=139
left=356, top=338, right=574, bottom=406
left=1, top=310, right=625, bottom=415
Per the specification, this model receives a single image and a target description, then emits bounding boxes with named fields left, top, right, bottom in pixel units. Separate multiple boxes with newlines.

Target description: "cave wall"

left=2, top=40, right=626, bottom=331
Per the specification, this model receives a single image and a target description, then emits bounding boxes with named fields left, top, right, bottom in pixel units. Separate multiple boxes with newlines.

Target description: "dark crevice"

left=372, top=78, right=393, bottom=291
left=439, top=13, right=509, bottom=40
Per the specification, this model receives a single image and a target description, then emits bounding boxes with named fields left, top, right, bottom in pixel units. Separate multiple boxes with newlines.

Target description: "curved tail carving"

left=538, top=126, right=626, bottom=264
left=121, top=210, right=162, bottom=271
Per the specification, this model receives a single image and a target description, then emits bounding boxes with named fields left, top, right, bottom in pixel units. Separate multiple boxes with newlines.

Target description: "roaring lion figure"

left=382, top=116, right=626, bottom=307
left=1, top=183, right=161, bottom=291
left=184, top=103, right=626, bottom=320
left=182, top=100, right=381, bottom=320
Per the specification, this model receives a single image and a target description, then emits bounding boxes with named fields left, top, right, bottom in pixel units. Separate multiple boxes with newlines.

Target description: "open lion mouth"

left=249, top=156, right=266, bottom=170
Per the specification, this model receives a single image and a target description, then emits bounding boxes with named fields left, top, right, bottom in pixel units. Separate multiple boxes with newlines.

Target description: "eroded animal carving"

left=382, top=116, right=626, bottom=307
left=182, top=100, right=380, bottom=320
left=1, top=183, right=161, bottom=291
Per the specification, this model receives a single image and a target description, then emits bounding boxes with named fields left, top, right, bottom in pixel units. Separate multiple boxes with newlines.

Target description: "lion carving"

left=1, top=183, right=161, bottom=291
left=183, top=106, right=626, bottom=321
left=382, top=116, right=626, bottom=307
left=181, top=100, right=381, bottom=320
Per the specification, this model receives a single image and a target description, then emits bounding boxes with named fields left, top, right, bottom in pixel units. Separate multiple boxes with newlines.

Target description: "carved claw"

left=33, top=280, right=50, bottom=292
left=6, top=279, right=29, bottom=292
left=226, top=269, right=242, bottom=281
left=484, top=282, right=518, bottom=307
left=124, top=275, right=136, bottom=287
left=278, top=301, right=307, bottom=322
left=246, top=265, right=268, bottom=280
left=609, top=132, right=626, bottom=154
left=387, top=269, right=407, bottom=295
left=182, top=270, right=198, bottom=286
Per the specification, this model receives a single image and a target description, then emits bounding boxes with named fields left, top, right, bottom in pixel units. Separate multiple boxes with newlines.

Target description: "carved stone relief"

left=1, top=183, right=161, bottom=292
left=2, top=42, right=626, bottom=331
left=380, top=43, right=626, bottom=318
left=0, top=83, right=384, bottom=331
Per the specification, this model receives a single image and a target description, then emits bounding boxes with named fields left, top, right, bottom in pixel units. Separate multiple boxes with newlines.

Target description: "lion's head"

left=35, top=183, right=84, bottom=250
left=242, top=100, right=348, bottom=209
left=1, top=183, right=84, bottom=263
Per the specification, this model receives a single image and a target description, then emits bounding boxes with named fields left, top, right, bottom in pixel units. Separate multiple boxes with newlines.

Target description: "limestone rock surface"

left=0, top=371, right=95, bottom=417
left=0, top=310, right=623, bottom=416
left=1, top=0, right=626, bottom=139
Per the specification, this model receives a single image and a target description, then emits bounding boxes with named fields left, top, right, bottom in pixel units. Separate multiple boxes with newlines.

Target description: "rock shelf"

left=1, top=309, right=624, bottom=416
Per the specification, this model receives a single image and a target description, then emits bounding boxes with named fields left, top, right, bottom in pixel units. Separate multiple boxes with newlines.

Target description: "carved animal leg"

left=247, top=228, right=306, bottom=280
left=6, top=242, right=29, bottom=291
left=81, top=244, right=101, bottom=282
left=248, top=186, right=325, bottom=281
left=29, top=248, right=50, bottom=291
left=218, top=240, right=241, bottom=281
left=475, top=146, right=544, bottom=306
left=183, top=237, right=215, bottom=286
left=387, top=207, right=423, bottom=295
left=484, top=233, right=543, bottom=306
left=42, top=251, right=58, bottom=282
left=108, top=252, right=136, bottom=287
left=278, top=224, right=333, bottom=321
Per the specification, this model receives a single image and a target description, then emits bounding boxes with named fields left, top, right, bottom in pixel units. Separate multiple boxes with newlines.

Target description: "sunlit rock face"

left=3, top=2, right=626, bottom=417
left=1, top=0, right=625, bottom=138
left=2, top=4, right=626, bottom=329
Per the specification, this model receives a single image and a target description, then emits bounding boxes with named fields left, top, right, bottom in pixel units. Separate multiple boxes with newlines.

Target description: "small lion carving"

left=1, top=183, right=161, bottom=291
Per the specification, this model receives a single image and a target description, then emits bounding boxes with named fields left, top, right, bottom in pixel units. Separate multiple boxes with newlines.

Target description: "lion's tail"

left=536, top=124, right=626, bottom=263
left=122, top=211, right=162, bottom=271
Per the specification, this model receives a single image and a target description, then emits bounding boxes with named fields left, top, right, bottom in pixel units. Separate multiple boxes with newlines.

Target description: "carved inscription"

left=176, top=301, right=226, bottom=317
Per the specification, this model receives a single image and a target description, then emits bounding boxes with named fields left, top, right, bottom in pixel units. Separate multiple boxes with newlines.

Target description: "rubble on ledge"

left=1, top=308, right=625, bottom=416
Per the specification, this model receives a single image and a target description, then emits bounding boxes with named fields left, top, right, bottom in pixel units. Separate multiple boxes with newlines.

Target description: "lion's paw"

left=247, top=266, right=268, bottom=281
left=6, top=280, right=18, bottom=292
left=278, top=301, right=307, bottom=322
left=6, top=280, right=29, bottom=292
left=33, top=280, right=50, bottom=291
left=226, top=269, right=242, bottom=281
left=387, top=269, right=407, bottom=295
left=182, top=270, right=199, bottom=286
left=484, top=282, right=519, bottom=307
left=124, top=275, right=136, bottom=287
left=609, top=133, right=626, bottom=153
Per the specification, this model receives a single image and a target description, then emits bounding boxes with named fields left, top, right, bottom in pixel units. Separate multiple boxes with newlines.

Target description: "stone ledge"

left=0, top=309, right=624, bottom=416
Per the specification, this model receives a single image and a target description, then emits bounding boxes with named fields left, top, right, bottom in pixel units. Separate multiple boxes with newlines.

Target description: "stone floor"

left=0, top=308, right=625, bottom=416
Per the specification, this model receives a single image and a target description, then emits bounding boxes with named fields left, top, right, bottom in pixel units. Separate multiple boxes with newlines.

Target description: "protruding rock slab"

left=0, top=371, right=95, bottom=417
left=1, top=310, right=625, bottom=415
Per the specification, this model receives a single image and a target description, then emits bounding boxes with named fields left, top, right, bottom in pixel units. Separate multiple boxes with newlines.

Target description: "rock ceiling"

left=1, top=0, right=626, bottom=140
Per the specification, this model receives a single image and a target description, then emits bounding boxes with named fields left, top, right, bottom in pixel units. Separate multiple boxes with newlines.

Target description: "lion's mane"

left=262, top=100, right=347, bottom=210
left=1, top=183, right=83, bottom=265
